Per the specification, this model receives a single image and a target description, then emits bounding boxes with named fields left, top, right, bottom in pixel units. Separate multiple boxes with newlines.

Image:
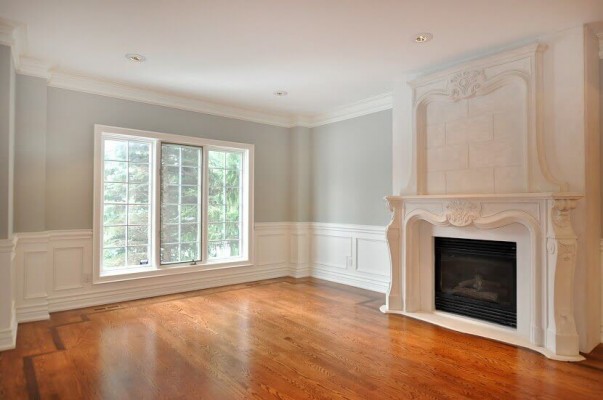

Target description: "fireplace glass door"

left=434, top=237, right=517, bottom=328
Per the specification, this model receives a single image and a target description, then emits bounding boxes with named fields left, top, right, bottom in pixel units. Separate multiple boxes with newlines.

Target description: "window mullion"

left=201, top=147, right=209, bottom=262
left=153, top=140, right=162, bottom=269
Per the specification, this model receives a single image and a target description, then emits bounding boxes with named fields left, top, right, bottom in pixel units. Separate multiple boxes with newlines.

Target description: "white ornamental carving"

left=445, top=200, right=480, bottom=227
left=447, top=70, right=485, bottom=100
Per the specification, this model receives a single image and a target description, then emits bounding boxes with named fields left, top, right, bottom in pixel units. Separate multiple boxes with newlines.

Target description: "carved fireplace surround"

left=381, top=193, right=583, bottom=361
left=381, top=42, right=589, bottom=361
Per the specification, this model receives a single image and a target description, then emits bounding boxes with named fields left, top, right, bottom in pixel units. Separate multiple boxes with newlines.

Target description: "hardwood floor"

left=1, top=278, right=602, bottom=399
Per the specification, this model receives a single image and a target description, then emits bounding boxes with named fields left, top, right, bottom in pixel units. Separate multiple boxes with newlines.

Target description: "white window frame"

left=93, top=125, right=254, bottom=283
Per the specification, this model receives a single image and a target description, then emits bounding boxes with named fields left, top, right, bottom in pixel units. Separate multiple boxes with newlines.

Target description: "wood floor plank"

left=1, top=277, right=602, bottom=399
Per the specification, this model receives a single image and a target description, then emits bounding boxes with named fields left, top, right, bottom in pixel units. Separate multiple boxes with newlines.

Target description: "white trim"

left=311, top=222, right=386, bottom=235
left=11, top=222, right=389, bottom=320
left=44, top=70, right=392, bottom=129
left=312, top=265, right=389, bottom=293
left=51, top=71, right=296, bottom=127
left=302, top=93, right=393, bottom=128
left=17, top=56, right=51, bottom=80
left=48, top=263, right=290, bottom=313
left=0, top=302, right=17, bottom=351
left=93, top=125, right=254, bottom=283
left=0, top=17, right=25, bottom=68
left=0, top=239, right=17, bottom=351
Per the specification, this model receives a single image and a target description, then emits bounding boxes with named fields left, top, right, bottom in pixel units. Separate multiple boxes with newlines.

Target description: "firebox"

left=434, top=237, right=517, bottom=328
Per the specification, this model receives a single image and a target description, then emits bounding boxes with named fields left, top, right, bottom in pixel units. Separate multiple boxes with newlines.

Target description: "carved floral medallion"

left=445, top=200, right=481, bottom=227
left=447, top=70, right=485, bottom=100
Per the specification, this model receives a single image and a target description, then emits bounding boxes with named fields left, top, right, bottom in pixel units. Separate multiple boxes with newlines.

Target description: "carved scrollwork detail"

left=557, top=242, right=576, bottom=263
left=384, top=196, right=404, bottom=230
left=546, top=238, right=556, bottom=255
left=445, top=200, right=480, bottom=227
left=447, top=70, right=485, bottom=100
left=551, top=198, right=578, bottom=230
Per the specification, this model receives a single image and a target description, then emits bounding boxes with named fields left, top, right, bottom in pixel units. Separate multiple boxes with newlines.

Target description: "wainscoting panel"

left=309, top=223, right=389, bottom=293
left=23, top=251, right=48, bottom=300
left=356, top=237, right=390, bottom=277
left=311, top=233, right=352, bottom=270
left=290, top=223, right=311, bottom=278
left=13, top=224, right=293, bottom=323
left=7, top=226, right=603, bottom=348
left=12, top=222, right=390, bottom=325
left=0, top=239, right=16, bottom=351
left=255, top=224, right=289, bottom=267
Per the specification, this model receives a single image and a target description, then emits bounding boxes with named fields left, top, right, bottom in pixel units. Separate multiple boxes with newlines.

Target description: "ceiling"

left=1, top=0, right=602, bottom=121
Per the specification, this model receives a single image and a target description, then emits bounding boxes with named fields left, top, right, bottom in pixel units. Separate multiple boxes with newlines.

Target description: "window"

left=94, top=125, right=254, bottom=281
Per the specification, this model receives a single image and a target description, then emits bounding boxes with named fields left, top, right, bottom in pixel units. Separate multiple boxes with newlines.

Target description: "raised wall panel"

left=23, top=251, right=47, bottom=299
left=311, top=234, right=351, bottom=269
left=356, top=238, right=389, bottom=276
left=256, top=233, right=288, bottom=266
left=290, top=233, right=309, bottom=265
left=53, top=247, right=84, bottom=291
left=13, top=223, right=393, bottom=322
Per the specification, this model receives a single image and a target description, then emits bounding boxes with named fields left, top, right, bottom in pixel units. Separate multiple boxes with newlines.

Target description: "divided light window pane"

left=102, top=139, right=152, bottom=270
left=208, top=150, right=243, bottom=259
left=160, top=144, right=202, bottom=264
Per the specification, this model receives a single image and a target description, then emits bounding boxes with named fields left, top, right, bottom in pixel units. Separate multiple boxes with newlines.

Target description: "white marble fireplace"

left=382, top=193, right=582, bottom=360
left=382, top=33, right=601, bottom=361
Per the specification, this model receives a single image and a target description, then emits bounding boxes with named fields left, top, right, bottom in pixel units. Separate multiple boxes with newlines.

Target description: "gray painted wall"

left=15, top=75, right=47, bottom=232
left=13, top=75, right=394, bottom=231
left=290, top=126, right=311, bottom=222
left=0, top=45, right=15, bottom=239
left=310, top=110, right=393, bottom=226
left=43, top=87, right=291, bottom=230
left=13, top=79, right=293, bottom=231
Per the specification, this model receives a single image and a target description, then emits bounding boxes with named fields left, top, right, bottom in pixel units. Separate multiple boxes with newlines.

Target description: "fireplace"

left=434, top=237, right=517, bottom=328
left=380, top=41, right=589, bottom=360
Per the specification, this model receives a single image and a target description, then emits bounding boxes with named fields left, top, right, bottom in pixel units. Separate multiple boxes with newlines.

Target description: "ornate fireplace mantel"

left=381, top=192, right=584, bottom=361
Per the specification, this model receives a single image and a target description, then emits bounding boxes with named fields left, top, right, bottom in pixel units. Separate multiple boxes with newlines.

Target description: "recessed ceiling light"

left=126, top=53, right=146, bottom=62
left=273, top=91, right=288, bottom=96
left=414, top=33, right=433, bottom=43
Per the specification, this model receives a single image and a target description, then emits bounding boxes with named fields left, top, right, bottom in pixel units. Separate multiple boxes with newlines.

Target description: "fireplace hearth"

left=434, top=237, right=517, bottom=328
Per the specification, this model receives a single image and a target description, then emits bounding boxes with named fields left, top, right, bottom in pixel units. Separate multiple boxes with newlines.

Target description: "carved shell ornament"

left=447, top=70, right=485, bottom=101
left=445, top=200, right=481, bottom=227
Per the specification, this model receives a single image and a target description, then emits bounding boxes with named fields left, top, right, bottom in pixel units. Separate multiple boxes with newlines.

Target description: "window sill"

left=94, top=257, right=252, bottom=284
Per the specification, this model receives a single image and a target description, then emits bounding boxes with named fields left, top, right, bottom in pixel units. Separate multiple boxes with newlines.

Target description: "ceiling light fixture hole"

left=126, top=53, right=146, bottom=62
left=414, top=33, right=433, bottom=43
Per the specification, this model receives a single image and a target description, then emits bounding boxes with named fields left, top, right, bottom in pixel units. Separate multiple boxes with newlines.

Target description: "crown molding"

left=22, top=64, right=393, bottom=129
left=18, top=56, right=51, bottom=80
left=303, top=92, right=393, bottom=128
left=0, top=17, right=26, bottom=68
left=48, top=71, right=296, bottom=127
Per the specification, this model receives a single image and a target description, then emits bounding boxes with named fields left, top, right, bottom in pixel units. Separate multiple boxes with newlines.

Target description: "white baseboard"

left=48, top=264, right=290, bottom=313
left=0, top=302, right=17, bottom=351
left=312, top=265, right=389, bottom=293
left=305, top=223, right=389, bottom=293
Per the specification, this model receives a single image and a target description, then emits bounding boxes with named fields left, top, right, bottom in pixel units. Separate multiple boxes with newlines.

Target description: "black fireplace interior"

left=434, top=237, right=517, bottom=328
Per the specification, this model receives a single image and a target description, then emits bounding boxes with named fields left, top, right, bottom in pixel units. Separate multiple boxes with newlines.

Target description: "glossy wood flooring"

left=1, top=278, right=602, bottom=399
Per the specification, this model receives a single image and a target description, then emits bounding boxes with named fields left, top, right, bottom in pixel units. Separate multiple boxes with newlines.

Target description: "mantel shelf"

left=387, top=192, right=583, bottom=202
